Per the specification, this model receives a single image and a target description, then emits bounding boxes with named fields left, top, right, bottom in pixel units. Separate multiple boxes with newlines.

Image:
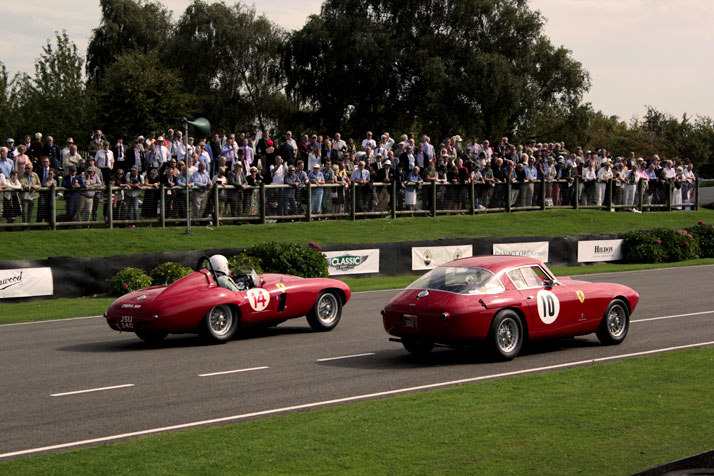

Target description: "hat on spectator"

left=453, top=135, right=462, bottom=142
left=35, top=132, right=42, bottom=139
left=312, top=163, right=320, bottom=168
left=375, top=153, right=382, bottom=158
left=88, top=166, right=99, bottom=173
left=67, top=165, right=77, bottom=172
left=384, top=159, right=392, bottom=166
left=6, top=138, right=14, bottom=143
left=137, top=135, right=145, bottom=140
left=157, top=136, right=164, bottom=142
left=250, top=166, right=258, bottom=172
left=66, top=137, right=74, bottom=144
left=130, top=165, right=139, bottom=171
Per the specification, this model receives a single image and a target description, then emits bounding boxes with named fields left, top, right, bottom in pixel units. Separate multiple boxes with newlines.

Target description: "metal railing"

left=0, top=177, right=701, bottom=230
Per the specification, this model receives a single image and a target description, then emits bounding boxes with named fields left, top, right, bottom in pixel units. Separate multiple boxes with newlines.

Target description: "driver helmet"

left=209, top=255, right=231, bottom=276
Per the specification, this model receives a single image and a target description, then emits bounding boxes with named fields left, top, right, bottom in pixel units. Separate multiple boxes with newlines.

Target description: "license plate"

left=402, top=314, right=417, bottom=328
left=120, top=315, right=134, bottom=329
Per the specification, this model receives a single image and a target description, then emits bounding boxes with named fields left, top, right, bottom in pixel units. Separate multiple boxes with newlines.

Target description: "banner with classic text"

left=323, top=249, right=380, bottom=276
left=412, top=245, right=474, bottom=270
left=577, top=239, right=623, bottom=262
left=492, top=241, right=549, bottom=262
left=0, top=267, right=53, bottom=299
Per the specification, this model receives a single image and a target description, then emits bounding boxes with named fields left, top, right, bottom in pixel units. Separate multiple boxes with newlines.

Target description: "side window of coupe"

left=509, top=266, right=549, bottom=289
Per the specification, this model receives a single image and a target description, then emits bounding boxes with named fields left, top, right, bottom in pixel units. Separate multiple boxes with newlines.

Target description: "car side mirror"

left=544, top=278, right=555, bottom=288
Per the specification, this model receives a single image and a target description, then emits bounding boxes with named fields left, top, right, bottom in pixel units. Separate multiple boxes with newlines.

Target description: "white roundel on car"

left=247, top=288, right=270, bottom=311
left=536, top=290, right=560, bottom=324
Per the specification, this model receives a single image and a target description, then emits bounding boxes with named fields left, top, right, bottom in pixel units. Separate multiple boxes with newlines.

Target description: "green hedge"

left=109, top=267, right=152, bottom=295
left=149, top=262, right=193, bottom=286
left=241, top=242, right=328, bottom=278
left=623, top=222, right=706, bottom=263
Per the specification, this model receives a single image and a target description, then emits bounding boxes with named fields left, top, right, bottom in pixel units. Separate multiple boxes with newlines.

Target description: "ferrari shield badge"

left=576, top=290, right=585, bottom=303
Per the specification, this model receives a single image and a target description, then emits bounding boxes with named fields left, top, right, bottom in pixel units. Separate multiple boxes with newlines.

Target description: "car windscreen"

left=407, top=266, right=504, bottom=295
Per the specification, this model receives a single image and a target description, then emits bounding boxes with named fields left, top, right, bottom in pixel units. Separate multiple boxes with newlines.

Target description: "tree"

left=10, top=31, right=91, bottom=142
left=86, top=0, right=172, bottom=85
left=0, top=62, right=12, bottom=140
left=95, top=50, right=197, bottom=139
left=168, top=1, right=288, bottom=133
left=284, top=0, right=590, bottom=142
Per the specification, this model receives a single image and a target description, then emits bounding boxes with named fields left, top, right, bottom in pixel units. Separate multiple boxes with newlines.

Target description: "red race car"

left=382, top=255, right=638, bottom=360
left=105, top=256, right=351, bottom=344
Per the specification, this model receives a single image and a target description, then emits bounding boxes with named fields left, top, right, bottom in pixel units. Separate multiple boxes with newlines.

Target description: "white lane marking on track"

left=316, top=353, right=375, bottom=362
left=0, top=316, right=102, bottom=327
left=50, top=384, right=135, bottom=397
left=199, top=366, right=269, bottom=377
left=632, top=310, right=714, bottom=323
left=6, top=339, right=713, bottom=460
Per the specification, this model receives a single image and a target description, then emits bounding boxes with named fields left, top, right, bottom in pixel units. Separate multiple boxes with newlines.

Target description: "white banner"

left=323, top=249, right=380, bottom=276
left=412, top=245, right=473, bottom=270
left=578, top=239, right=623, bottom=262
left=493, top=241, right=549, bottom=262
left=0, top=267, right=54, bottom=299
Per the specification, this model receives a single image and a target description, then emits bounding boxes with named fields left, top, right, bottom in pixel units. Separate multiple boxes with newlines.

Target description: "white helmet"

left=209, top=255, right=230, bottom=276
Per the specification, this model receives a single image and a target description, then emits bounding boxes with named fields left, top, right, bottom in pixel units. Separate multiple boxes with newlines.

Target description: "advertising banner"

left=323, top=249, right=380, bottom=276
left=0, top=267, right=53, bottom=299
left=412, top=245, right=473, bottom=270
left=492, top=241, right=549, bottom=262
left=577, top=239, right=623, bottom=262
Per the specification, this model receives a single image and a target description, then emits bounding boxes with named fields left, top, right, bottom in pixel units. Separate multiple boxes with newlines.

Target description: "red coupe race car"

left=105, top=257, right=351, bottom=344
left=381, top=255, right=639, bottom=360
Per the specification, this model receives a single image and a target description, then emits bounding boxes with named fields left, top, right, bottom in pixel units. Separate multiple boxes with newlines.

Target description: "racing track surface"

left=1, top=265, right=713, bottom=458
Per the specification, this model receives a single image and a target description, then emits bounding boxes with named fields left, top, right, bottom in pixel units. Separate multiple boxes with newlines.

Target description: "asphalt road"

left=1, top=265, right=713, bottom=459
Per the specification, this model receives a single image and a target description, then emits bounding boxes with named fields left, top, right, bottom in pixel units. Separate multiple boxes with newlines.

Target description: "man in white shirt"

left=361, top=132, right=376, bottom=151
left=95, top=141, right=115, bottom=185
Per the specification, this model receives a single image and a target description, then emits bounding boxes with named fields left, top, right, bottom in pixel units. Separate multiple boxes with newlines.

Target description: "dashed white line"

left=199, top=366, right=269, bottom=377
left=6, top=339, right=713, bottom=460
left=316, top=353, right=375, bottom=362
left=632, top=310, right=714, bottom=323
left=50, top=384, right=135, bottom=397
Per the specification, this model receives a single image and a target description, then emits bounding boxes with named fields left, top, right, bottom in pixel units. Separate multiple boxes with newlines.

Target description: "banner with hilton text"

left=0, top=268, right=53, bottom=299
left=323, top=249, right=380, bottom=276
left=411, top=245, right=473, bottom=270
left=492, top=241, right=550, bottom=262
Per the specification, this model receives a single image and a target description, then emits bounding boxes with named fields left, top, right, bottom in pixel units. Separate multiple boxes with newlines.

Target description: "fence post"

left=636, top=179, right=643, bottom=212
left=505, top=180, right=512, bottom=213
left=159, top=184, right=166, bottom=228
left=574, top=176, right=580, bottom=210
left=259, top=183, right=266, bottom=225
left=540, top=176, right=546, bottom=210
left=350, top=182, right=356, bottom=221
left=470, top=181, right=476, bottom=215
left=107, top=183, right=114, bottom=229
left=694, top=178, right=699, bottom=211
left=213, top=183, right=221, bottom=226
left=306, top=182, right=312, bottom=222
left=607, top=180, right=613, bottom=211
left=431, top=180, right=437, bottom=217
left=666, top=180, right=672, bottom=212
left=391, top=180, right=397, bottom=219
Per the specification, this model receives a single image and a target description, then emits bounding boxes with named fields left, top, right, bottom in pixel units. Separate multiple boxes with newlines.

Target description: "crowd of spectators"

left=0, top=128, right=698, bottom=229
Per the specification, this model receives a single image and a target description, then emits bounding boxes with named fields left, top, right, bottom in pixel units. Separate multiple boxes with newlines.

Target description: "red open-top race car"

left=105, top=257, right=351, bottom=344
left=382, top=255, right=639, bottom=360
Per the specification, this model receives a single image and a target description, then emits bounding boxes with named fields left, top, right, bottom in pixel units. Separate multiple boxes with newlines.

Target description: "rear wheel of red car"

left=401, top=336, right=434, bottom=355
left=306, top=291, right=342, bottom=331
left=596, top=299, right=629, bottom=345
left=201, top=304, right=238, bottom=343
left=489, top=310, right=523, bottom=360
left=135, top=330, right=168, bottom=344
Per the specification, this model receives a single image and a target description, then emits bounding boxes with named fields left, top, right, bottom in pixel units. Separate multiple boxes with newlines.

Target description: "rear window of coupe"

left=407, top=266, right=505, bottom=295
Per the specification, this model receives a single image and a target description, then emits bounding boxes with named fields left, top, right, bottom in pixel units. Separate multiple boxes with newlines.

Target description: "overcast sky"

left=2, top=0, right=713, bottom=123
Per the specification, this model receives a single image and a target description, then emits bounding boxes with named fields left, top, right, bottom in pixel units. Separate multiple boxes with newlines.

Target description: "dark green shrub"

left=228, top=253, right=264, bottom=274
left=109, top=267, right=152, bottom=295
left=651, top=228, right=699, bottom=262
left=244, top=242, right=328, bottom=278
left=687, top=221, right=714, bottom=258
left=150, top=262, right=193, bottom=286
left=622, top=231, right=666, bottom=263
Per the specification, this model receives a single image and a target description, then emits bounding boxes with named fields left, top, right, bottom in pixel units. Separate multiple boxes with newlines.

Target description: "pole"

left=183, top=119, right=191, bottom=235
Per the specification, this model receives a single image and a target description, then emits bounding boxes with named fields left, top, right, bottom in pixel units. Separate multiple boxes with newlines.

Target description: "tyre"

left=306, top=291, right=342, bottom=331
left=401, top=336, right=434, bottom=355
left=135, top=330, right=168, bottom=344
left=201, top=304, right=238, bottom=343
left=489, top=310, right=524, bottom=360
left=596, top=299, right=629, bottom=345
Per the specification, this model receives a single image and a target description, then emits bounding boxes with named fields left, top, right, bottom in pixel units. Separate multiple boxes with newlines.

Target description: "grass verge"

left=2, top=209, right=713, bottom=261
left=1, top=346, right=712, bottom=474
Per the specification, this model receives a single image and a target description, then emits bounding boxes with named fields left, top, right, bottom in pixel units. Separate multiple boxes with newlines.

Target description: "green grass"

left=3, top=209, right=714, bottom=261
left=2, top=346, right=712, bottom=475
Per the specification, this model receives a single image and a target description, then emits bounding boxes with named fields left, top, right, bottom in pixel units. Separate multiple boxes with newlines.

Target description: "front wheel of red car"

left=307, top=291, right=342, bottom=331
left=135, top=330, right=168, bottom=344
left=596, top=299, right=629, bottom=345
left=201, top=304, right=238, bottom=343
left=489, top=310, right=524, bottom=360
